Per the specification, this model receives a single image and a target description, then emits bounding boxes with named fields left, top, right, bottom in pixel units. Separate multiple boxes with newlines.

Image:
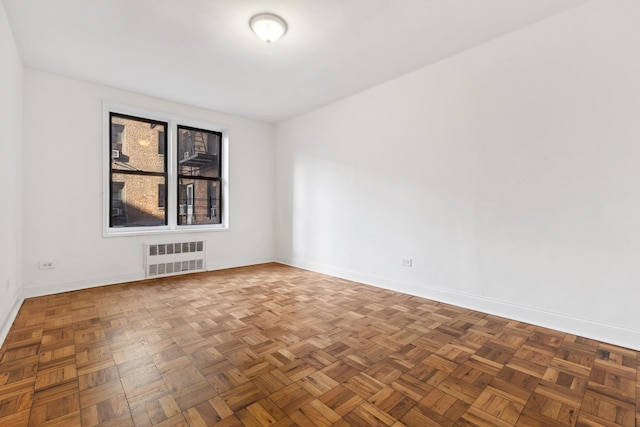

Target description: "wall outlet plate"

left=39, top=261, right=55, bottom=269
left=401, top=258, right=412, bottom=267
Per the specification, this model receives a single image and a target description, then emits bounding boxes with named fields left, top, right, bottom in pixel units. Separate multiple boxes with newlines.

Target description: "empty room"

left=0, top=0, right=638, bottom=426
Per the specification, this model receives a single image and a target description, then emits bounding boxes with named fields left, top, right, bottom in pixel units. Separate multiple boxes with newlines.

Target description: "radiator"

left=145, top=241, right=206, bottom=278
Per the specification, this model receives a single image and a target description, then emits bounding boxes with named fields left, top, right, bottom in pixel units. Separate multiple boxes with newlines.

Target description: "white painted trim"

left=21, top=257, right=277, bottom=299
left=0, top=294, right=24, bottom=349
left=206, top=256, right=276, bottom=272
left=276, top=257, right=640, bottom=351
left=23, top=270, right=146, bottom=298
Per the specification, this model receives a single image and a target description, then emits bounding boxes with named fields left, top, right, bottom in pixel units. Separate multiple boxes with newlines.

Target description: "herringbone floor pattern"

left=0, top=263, right=637, bottom=426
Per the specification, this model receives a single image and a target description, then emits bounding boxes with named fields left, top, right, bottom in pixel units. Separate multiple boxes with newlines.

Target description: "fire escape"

left=180, top=131, right=216, bottom=169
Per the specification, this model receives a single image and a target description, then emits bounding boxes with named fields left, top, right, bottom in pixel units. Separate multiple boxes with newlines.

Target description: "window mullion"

left=166, top=121, right=176, bottom=229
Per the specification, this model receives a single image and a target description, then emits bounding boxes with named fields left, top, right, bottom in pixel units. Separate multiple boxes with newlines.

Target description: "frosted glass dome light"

left=250, top=13, right=287, bottom=43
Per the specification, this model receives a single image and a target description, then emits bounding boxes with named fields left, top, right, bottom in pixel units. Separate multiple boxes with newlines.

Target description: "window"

left=109, top=113, right=167, bottom=228
left=157, top=129, right=165, bottom=155
left=111, top=124, right=124, bottom=159
left=111, top=182, right=125, bottom=225
left=105, top=105, right=227, bottom=235
left=157, top=184, right=166, bottom=209
left=177, top=126, right=222, bottom=225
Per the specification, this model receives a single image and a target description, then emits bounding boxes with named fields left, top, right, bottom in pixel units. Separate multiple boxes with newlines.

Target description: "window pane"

left=177, top=178, right=221, bottom=225
left=111, top=173, right=166, bottom=227
left=177, top=127, right=221, bottom=178
left=111, top=114, right=166, bottom=173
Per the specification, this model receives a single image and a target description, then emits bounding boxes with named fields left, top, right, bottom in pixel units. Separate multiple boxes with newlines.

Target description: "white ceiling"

left=3, top=0, right=589, bottom=123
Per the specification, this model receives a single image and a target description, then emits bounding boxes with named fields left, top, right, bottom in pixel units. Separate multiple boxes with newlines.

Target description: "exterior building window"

left=111, top=182, right=126, bottom=226
left=111, top=124, right=124, bottom=159
left=109, top=113, right=168, bottom=228
left=106, top=105, right=227, bottom=235
left=158, top=184, right=166, bottom=209
left=177, top=126, right=222, bottom=226
left=157, top=130, right=165, bottom=155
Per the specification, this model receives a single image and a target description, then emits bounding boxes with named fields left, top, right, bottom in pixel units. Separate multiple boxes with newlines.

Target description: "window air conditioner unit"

left=112, top=149, right=120, bottom=158
left=112, top=207, right=122, bottom=216
left=179, top=204, right=186, bottom=215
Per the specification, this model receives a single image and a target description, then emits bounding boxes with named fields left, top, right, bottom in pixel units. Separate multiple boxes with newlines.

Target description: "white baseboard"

left=0, top=294, right=25, bottom=348
left=16, top=257, right=638, bottom=351
left=22, top=270, right=146, bottom=298
left=21, top=256, right=277, bottom=299
left=276, top=257, right=640, bottom=351
left=206, top=256, right=276, bottom=272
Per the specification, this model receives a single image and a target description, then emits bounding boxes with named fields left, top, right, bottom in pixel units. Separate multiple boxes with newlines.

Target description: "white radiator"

left=145, top=241, right=206, bottom=278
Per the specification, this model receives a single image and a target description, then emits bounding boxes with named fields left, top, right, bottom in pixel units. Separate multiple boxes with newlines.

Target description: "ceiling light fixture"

left=250, top=13, right=287, bottom=43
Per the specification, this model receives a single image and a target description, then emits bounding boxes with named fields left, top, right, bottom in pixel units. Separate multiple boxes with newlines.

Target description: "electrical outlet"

left=39, top=261, right=56, bottom=269
left=401, top=258, right=412, bottom=267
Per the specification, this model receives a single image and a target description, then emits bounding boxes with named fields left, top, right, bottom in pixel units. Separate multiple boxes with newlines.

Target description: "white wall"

left=276, top=0, right=640, bottom=350
left=0, top=1, right=23, bottom=342
left=22, top=70, right=276, bottom=296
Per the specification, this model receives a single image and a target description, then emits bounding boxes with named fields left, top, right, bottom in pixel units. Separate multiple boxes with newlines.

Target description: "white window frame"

left=103, top=102, right=229, bottom=237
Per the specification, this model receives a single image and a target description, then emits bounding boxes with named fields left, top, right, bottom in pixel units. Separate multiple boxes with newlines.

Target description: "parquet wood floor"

left=0, top=263, right=637, bottom=426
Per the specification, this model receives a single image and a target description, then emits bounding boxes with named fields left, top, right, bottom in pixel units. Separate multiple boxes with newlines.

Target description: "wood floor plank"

left=0, top=263, right=637, bottom=426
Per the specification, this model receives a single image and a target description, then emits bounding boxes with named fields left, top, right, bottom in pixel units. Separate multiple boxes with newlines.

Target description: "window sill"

left=104, top=225, right=229, bottom=238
